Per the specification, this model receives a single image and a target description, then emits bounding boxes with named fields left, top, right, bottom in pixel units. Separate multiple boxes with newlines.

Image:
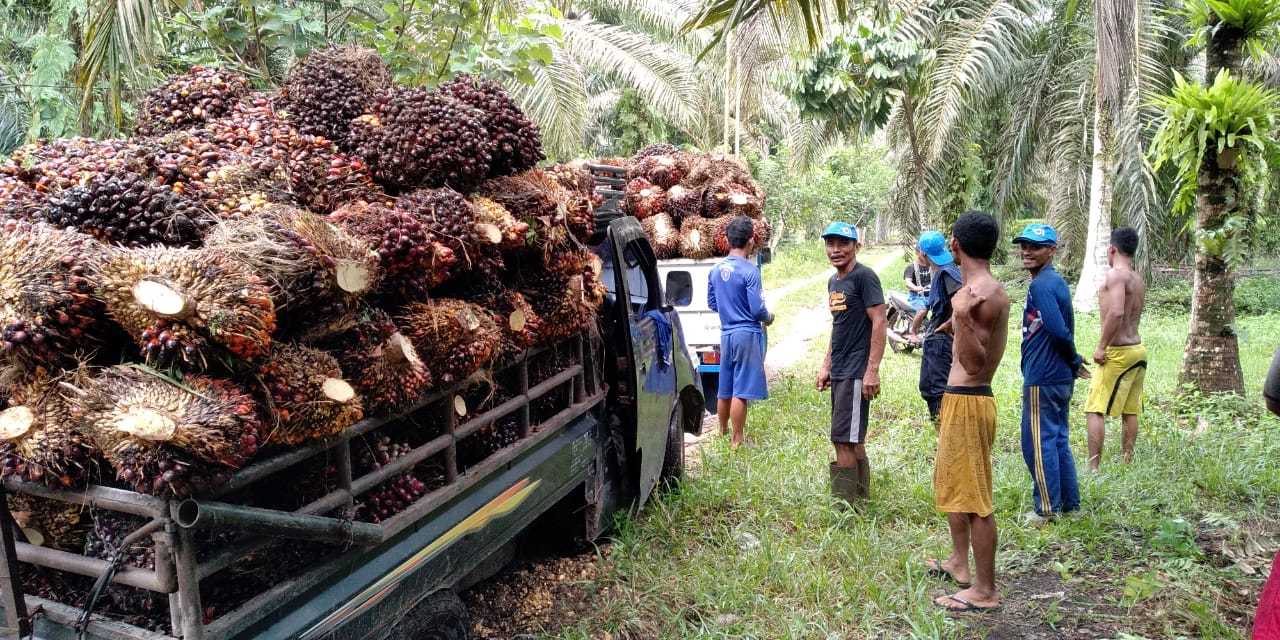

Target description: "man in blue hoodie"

left=708, top=216, right=773, bottom=450
left=1014, top=223, right=1089, bottom=524
left=910, top=230, right=964, bottom=421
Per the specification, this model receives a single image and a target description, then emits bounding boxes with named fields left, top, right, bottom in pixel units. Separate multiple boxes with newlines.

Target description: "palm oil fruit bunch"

left=703, top=179, right=763, bottom=219
left=330, top=200, right=457, bottom=294
left=321, top=309, right=430, bottom=416
left=97, top=247, right=276, bottom=369
left=43, top=170, right=213, bottom=247
left=0, top=369, right=97, bottom=488
left=395, top=187, right=502, bottom=275
left=2, top=138, right=145, bottom=195
left=0, top=221, right=107, bottom=368
left=0, top=177, right=47, bottom=221
left=349, top=87, right=493, bottom=192
left=77, top=366, right=261, bottom=497
left=712, top=215, right=771, bottom=254
left=439, top=280, right=539, bottom=360
left=630, top=153, right=687, bottom=189
left=679, top=216, right=718, bottom=259
left=8, top=494, right=86, bottom=551
left=546, top=163, right=596, bottom=242
left=205, top=206, right=379, bottom=339
left=684, top=153, right=755, bottom=190
left=437, top=75, right=543, bottom=178
left=470, top=197, right=529, bottom=251
left=642, top=213, right=680, bottom=259
left=135, top=66, right=250, bottom=136
left=518, top=253, right=604, bottom=345
left=141, top=129, right=244, bottom=190
left=280, top=45, right=392, bottom=150
left=256, top=343, right=362, bottom=446
left=281, top=139, right=380, bottom=215
left=478, top=170, right=571, bottom=252
left=624, top=178, right=666, bottom=220
left=355, top=471, right=427, bottom=524
left=398, top=299, right=499, bottom=385
left=665, top=184, right=704, bottom=220
left=631, top=142, right=678, bottom=163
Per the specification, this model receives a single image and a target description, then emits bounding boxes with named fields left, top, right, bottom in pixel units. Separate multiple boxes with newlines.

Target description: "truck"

left=0, top=216, right=704, bottom=640
left=587, top=164, right=767, bottom=416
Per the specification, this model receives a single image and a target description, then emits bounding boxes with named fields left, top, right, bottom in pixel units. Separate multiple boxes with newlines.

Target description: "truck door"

left=605, top=218, right=674, bottom=505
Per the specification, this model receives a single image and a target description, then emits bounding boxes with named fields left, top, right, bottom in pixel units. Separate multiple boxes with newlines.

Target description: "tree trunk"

left=900, top=94, right=928, bottom=234
left=1075, top=85, right=1115, bottom=313
left=1179, top=149, right=1245, bottom=394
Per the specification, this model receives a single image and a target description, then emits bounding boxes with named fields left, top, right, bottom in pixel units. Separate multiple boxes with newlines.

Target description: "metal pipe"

left=528, top=364, right=582, bottom=400
left=455, top=395, right=524, bottom=440
left=335, top=440, right=354, bottom=517
left=0, top=484, right=29, bottom=637
left=174, top=527, right=204, bottom=640
left=173, top=500, right=382, bottom=547
left=195, top=488, right=354, bottom=581
left=14, top=542, right=172, bottom=592
left=2, top=478, right=167, bottom=518
left=350, top=433, right=451, bottom=496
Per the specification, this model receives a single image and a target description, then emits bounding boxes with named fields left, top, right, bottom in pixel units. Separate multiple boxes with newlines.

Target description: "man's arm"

left=1265, top=348, right=1280, bottom=417
left=863, top=304, right=887, bottom=398
left=707, top=270, right=717, bottom=312
left=746, top=269, right=771, bottom=323
left=910, top=309, right=927, bottom=336
left=1094, top=271, right=1125, bottom=363
left=1032, top=279, right=1084, bottom=372
left=817, top=344, right=832, bottom=391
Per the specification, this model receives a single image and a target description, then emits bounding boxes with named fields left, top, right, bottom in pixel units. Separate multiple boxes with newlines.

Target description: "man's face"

left=1018, top=242, right=1056, bottom=271
left=825, top=237, right=857, bottom=268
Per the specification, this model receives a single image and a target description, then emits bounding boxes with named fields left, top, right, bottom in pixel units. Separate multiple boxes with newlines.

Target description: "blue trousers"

left=1021, top=384, right=1079, bottom=516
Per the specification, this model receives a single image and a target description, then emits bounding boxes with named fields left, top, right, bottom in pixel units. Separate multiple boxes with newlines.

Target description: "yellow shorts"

left=1084, top=343, right=1147, bottom=417
left=933, top=388, right=997, bottom=518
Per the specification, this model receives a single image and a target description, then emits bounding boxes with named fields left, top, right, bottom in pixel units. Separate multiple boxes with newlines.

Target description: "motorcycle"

left=885, top=291, right=920, bottom=354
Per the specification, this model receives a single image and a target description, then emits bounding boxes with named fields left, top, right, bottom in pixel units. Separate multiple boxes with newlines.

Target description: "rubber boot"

left=855, top=458, right=870, bottom=501
left=830, top=462, right=860, bottom=509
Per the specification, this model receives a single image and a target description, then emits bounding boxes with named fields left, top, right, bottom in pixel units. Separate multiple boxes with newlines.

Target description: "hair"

left=1110, top=227, right=1139, bottom=257
left=952, top=210, right=999, bottom=260
left=726, top=216, right=754, bottom=249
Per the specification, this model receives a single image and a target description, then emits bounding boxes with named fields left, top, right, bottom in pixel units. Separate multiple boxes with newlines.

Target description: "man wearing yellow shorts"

left=1085, top=228, right=1147, bottom=471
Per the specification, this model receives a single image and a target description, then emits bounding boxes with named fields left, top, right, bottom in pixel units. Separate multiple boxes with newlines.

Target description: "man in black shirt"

left=905, top=250, right=932, bottom=312
left=910, top=231, right=963, bottom=421
left=817, top=222, right=886, bottom=505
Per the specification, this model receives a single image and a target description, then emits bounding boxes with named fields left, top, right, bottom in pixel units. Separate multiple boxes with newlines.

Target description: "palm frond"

left=77, top=0, right=162, bottom=129
left=502, top=48, right=589, bottom=160
left=560, top=19, right=699, bottom=128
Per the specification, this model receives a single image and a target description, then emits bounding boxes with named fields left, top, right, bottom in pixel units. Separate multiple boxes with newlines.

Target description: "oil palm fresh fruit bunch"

left=703, top=179, right=763, bottom=219
left=624, top=178, right=666, bottom=220
left=394, top=187, right=503, bottom=277
left=0, top=221, right=108, bottom=369
left=2, top=138, right=145, bottom=195
left=134, top=66, right=250, bottom=136
left=397, top=299, right=500, bottom=385
left=97, top=246, right=276, bottom=369
left=437, top=74, right=543, bottom=178
left=255, top=343, right=362, bottom=446
left=75, top=365, right=261, bottom=497
left=0, top=368, right=98, bottom=488
left=642, top=213, right=680, bottom=259
left=330, top=200, right=457, bottom=295
left=319, top=308, right=431, bottom=416
left=279, top=45, right=392, bottom=150
left=679, top=216, right=718, bottom=259
left=349, top=87, right=493, bottom=193
left=631, top=143, right=677, bottom=163
left=43, top=170, right=214, bottom=248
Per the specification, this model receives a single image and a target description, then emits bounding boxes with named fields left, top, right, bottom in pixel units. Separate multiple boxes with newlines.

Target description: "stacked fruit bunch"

left=618, top=146, right=770, bottom=259
left=280, top=45, right=392, bottom=150
left=0, top=369, right=98, bottom=488
left=318, top=309, right=430, bottom=416
left=398, top=299, right=500, bottom=385
left=135, top=66, right=251, bottom=136
left=352, top=433, right=428, bottom=524
left=255, top=343, right=363, bottom=446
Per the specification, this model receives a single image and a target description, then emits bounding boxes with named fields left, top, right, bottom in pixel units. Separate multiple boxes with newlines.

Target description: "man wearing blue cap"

left=910, top=230, right=963, bottom=421
left=817, top=221, right=886, bottom=505
left=1014, top=222, right=1089, bottom=524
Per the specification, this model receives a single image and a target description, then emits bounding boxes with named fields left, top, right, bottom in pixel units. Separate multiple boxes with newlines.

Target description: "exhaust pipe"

left=173, top=500, right=382, bottom=546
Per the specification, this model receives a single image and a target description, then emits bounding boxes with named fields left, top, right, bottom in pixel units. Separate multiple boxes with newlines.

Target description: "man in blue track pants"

left=1013, top=223, right=1089, bottom=524
left=708, top=216, right=773, bottom=450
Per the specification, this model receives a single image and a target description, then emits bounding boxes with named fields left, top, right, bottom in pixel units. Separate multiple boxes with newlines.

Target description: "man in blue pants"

left=910, top=230, right=963, bottom=422
left=708, top=216, right=773, bottom=450
left=1014, top=223, right=1089, bottom=524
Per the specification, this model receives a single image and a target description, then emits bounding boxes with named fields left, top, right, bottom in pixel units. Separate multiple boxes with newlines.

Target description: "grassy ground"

left=546, top=248, right=1280, bottom=640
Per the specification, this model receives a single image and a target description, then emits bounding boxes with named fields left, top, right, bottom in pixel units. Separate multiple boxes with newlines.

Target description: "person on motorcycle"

left=905, top=249, right=932, bottom=312
left=908, top=231, right=963, bottom=421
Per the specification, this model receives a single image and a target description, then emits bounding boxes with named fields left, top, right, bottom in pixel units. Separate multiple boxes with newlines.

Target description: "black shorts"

left=831, top=378, right=871, bottom=444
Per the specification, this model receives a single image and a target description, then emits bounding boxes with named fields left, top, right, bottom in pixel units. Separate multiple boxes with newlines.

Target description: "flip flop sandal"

left=937, top=594, right=999, bottom=613
left=924, top=559, right=972, bottom=588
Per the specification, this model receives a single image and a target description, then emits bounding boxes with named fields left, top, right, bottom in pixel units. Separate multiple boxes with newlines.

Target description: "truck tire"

left=387, top=589, right=469, bottom=640
left=660, top=403, right=684, bottom=486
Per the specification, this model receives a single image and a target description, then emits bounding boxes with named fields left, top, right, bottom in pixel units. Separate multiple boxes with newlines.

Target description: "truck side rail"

left=0, top=334, right=606, bottom=640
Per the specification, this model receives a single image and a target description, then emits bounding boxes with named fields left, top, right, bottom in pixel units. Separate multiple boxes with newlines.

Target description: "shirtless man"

left=926, top=211, right=1010, bottom=613
left=1084, top=227, right=1147, bottom=470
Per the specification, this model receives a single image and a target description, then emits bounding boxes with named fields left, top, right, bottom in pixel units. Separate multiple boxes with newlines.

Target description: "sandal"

left=924, top=559, right=972, bottom=588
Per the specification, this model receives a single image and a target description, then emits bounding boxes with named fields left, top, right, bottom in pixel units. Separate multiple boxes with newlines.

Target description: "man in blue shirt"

left=909, top=230, right=963, bottom=421
left=708, top=216, right=773, bottom=450
left=1014, top=223, right=1089, bottom=524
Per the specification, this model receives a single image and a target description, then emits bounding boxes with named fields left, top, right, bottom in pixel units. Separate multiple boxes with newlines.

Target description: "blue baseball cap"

left=1012, top=222, right=1058, bottom=246
left=821, top=221, right=858, bottom=241
left=917, top=230, right=953, bottom=266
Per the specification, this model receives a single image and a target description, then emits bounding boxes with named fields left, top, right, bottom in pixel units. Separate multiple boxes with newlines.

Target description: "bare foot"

left=935, top=586, right=999, bottom=612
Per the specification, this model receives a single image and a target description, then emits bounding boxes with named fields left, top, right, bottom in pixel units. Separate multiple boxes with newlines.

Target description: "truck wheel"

left=388, top=589, right=469, bottom=640
left=660, top=403, right=684, bottom=486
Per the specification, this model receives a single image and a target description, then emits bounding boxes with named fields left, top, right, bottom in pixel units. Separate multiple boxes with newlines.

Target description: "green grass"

left=762, top=242, right=828, bottom=284
left=547, top=249, right=1280, bottom=640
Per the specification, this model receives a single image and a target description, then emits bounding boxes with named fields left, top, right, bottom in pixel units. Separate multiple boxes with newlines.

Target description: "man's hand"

left=953, top=285, right=988, bottom=320
left=817, top=367, right=831, bottom=392
left=762, top=312, right=775, bottom=327
left=1093, top=347, right=1107, bottom=366
left=936, top=319, right=953, bottom=335
left=862, top=369, right=880, bottom=399
left=1076, top=365, right=1092, bottom=380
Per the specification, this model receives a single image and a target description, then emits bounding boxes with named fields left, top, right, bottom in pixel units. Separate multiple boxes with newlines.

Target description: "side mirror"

left=759, top=247, right=773, bottom=265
